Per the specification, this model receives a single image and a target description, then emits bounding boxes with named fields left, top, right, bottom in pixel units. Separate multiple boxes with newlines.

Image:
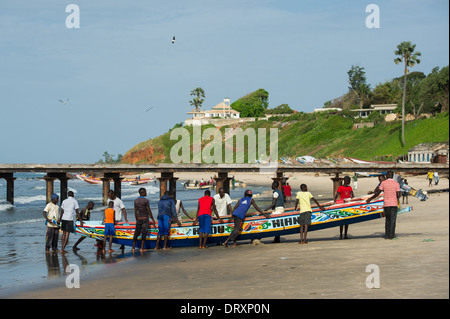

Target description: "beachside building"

left=204, top=98, right=240, bottom=119
left=407, top=142, right=449, bottom=163
left=352, top=104, right=397, bottom=118
left=185, top=98, right=244, bottom=126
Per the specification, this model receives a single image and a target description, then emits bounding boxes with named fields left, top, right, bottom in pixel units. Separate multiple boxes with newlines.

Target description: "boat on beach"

left=75, top=195, right=412, bottom=249
left=75, top=174, right=153, bottom=185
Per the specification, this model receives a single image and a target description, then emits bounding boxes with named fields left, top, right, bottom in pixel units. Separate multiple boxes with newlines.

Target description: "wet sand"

left=6, top=173, right=449, bottom=299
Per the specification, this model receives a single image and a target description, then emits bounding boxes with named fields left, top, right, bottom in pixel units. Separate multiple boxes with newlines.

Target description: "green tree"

left=97, top=151, right=123, bottom=164
left=420, top=66, right=449, bottom=113
left=265, top=104, right=294, bottom=114
left=189, top=87, right=205, bottom=112
left=394, top=41, right=421, bottom=145
left=231, top=89, right=269, bottom=117
left=347, top=65, right=371, bottom=107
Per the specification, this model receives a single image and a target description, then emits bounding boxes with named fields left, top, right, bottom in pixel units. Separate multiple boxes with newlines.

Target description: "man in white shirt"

left=107, top=190, right=128, bottom=223
left=59, top=191, right=83, bottom=253
left=213, top=187, right=232, bottom=218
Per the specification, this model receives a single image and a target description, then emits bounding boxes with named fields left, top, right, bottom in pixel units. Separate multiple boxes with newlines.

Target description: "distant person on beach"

left=282, top=182, right=292, bottom=206
left=194, top=190, right=223, bottom=249
left=43, top=194, right=61, bottom=253
left=103, top=201, right=116, bottom=253
left=353, top=174, right=358, bottom=190
left=73, top=201, right=95, bottom=251
left=427, top=172, right=434, bottom=187
left=434, top=172, right=439, bottom=186
left=402, top=179, right=409, bottom=204
left=334, top=176, right=354, bottom=239
left=132, top=188, right=155, bottom=253
left=367, top=171, right=401, bottom=240
left=213, top=187, right=232, bottom=218
left=224, top=190, right=269, bottom=247
left=266, top=181, right=285, bottom=243
left=59, top=191, right=83, bottom=253
left=156, top=191, right=181, bottom=250
left=294, top=184, right=324, bottom=244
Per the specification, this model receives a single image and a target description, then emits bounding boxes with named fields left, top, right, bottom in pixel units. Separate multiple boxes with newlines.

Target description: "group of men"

left=43, top=171, right=404, bottom=253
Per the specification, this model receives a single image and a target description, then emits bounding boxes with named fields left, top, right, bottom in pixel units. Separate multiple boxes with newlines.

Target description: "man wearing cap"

left=43, top=194, right=61, bottom=252
left=224, top=190, right=269, bottom=247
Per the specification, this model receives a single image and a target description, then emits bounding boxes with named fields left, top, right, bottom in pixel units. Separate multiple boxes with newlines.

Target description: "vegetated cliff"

left=121, top=112, right=449, bottom=164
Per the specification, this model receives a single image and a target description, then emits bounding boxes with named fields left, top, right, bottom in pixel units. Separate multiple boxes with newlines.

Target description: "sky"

left=0, top=0, right=448, bottom=164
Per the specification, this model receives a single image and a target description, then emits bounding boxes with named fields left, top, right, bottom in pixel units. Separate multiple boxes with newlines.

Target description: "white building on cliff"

left=185, top=98, right=243, bottom=126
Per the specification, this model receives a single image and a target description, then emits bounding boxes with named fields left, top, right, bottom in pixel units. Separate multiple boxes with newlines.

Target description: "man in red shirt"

left=282, top=182, right=292, bottom=206
left=334, top=176, right=354, bottom=239
left=367, top=171, right=401, bottom=239
left=194, top=190, right=223, bottom=249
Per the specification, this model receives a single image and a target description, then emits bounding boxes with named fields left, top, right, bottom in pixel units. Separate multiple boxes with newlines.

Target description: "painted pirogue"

left=75, top=195, right=412, bottom=249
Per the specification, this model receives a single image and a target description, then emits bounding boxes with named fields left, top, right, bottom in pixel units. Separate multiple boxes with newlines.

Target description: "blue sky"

left=0, top=0, right=448, bottom=163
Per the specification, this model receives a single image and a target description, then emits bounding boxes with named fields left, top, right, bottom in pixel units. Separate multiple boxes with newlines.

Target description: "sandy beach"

left=5, top=172, right=449, bottom=299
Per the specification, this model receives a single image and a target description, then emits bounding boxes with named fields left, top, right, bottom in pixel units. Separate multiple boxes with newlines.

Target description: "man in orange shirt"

left=367, top=171, right=401, bottom=239
left=103, top=201, right=116, bottom=253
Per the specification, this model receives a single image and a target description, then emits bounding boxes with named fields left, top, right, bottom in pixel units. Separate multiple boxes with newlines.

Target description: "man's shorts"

left=104, top=223, right=116, bottom=236
left=133, top=219, right=150, bottom=241
left=299, top=211, right=312, bottom=226
left=198, top=214, right=212, bottom=234
left=61, top=220, right=74, bottom=233
left=158, top=215, right=171, bottom=236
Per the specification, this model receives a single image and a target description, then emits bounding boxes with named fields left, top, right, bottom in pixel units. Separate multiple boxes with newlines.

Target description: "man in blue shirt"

left=156, top=191, right=181, bottom=250
left=224, top=190, right=269, bottom=247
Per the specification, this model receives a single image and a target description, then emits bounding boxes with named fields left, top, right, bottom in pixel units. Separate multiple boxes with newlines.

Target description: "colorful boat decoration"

left=75, top=195, right=412, bottom=249
left=75, top=174, right=153, bottom=185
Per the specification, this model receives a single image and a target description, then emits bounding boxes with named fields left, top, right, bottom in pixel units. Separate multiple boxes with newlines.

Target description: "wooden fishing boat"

left=184, top=183, right=212, bottom=190
left=75, top=195, right=412, bottom=249
left=129, top=180, right=150, bottom=186
left=75, top=174, right=153, bottom=185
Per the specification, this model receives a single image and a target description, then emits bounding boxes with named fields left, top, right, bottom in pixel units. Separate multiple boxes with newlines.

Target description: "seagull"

left=58, top=98, right=69, bottom=105
left=172, top=36, right=175, bottom=44
left=146, top=107, right=153, bottom=112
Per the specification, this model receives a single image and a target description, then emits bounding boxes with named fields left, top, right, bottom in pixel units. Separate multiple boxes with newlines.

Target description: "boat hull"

left=75, top=196, right=411, bottom=249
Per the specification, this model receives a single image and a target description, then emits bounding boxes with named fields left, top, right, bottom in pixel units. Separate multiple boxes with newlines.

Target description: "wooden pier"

left=0, top=163, right=448, bottom=205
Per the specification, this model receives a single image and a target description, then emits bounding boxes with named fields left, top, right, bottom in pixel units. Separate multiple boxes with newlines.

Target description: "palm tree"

left=394, top=41, right=421, bottom=146
left=189, top=87, right=205, bottom=112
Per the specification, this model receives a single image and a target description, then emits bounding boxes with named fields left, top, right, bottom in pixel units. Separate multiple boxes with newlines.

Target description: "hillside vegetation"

left=121, top=112, right=449, bottom=164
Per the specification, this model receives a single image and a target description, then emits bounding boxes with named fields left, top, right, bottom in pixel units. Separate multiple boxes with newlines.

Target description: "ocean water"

left=0, top=173, right=268, bottom=293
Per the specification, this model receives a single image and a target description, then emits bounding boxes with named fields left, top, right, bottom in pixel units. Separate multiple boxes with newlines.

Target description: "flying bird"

left=172, top=36, right=175, bottom=44
left=58, top=98, right=69, bottom=105
left=146, top=107, right=153, bottom=112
